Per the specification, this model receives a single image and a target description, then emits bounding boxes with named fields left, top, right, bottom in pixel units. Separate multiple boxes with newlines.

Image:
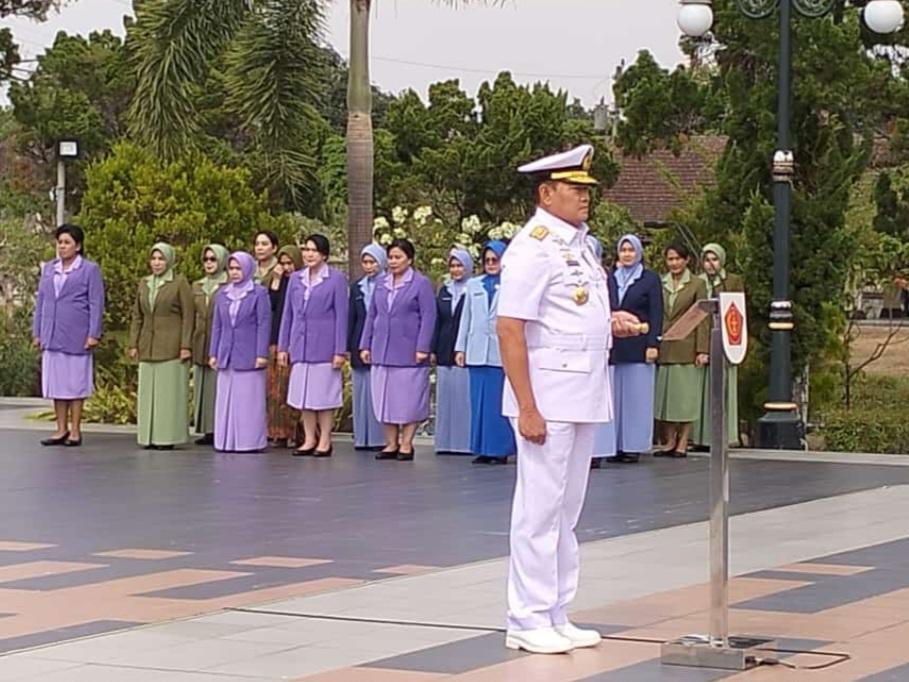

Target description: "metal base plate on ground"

left=661, top=635, right=777, bottom=670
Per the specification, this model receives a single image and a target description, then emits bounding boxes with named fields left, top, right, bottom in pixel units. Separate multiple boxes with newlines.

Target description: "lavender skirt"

left=214, top=368, right=267, bottom=452
left=287, top=362, right=342, bottom=411
left=42, top=351, right=93, bottom=400
left=371, top=365, right=430, bottom=425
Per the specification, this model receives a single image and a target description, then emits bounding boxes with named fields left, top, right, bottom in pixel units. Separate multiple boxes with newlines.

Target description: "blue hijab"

left=586, top=235, right=604, bottom=262
left=447, top=249, right=474, bottom=312
left=359, top=243, right=388, bottom=310
left=482, top=240, right=507, bottom=302
left=614, top=233, right=644, bottom=304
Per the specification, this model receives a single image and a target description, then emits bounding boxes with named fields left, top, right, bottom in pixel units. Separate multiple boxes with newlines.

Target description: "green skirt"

left=193, top=364, right=217, bottom=436
left=138, top=359, right=190, bottom=446
left=654, top=364, right=703, bottom=423
left=691, top=365, right=739, bottom=447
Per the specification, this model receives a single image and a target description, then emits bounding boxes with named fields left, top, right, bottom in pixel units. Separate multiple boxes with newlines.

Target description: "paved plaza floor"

left=2, top=401, right=909, bottom=681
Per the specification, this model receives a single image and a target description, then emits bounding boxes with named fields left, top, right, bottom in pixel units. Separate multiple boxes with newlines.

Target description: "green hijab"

left=200, top=243, right=230, bottom=298
left=700, top=242, right=727, bottom=297
left=277, top=244, right=304, bottom=272
left=146, top=242, right=176, bottom=307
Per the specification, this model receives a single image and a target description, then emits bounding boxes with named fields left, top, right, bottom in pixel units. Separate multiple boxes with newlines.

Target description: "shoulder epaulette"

left=530, top=226, right=549, bottom=241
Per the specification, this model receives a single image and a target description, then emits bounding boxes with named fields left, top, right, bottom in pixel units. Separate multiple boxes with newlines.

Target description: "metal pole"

left=55, top=160, right=66, bottom=227
left=708, top=307, right=728, bottom=646
left=757, top=0, right=802, bottom=449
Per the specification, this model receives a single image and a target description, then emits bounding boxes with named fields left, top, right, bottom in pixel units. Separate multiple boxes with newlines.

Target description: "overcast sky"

left=4, top=0, right=685, bottom=106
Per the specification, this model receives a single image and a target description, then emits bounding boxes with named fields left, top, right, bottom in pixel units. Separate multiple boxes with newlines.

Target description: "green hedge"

left=818, top=374, right=909, bottom=454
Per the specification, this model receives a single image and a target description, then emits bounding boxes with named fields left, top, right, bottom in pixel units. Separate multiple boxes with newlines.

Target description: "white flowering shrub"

left=374, top=204, right=527, bottom=282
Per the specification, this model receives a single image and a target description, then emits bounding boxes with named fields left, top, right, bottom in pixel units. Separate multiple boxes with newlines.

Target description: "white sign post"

left=661, top=295, right=775, bottom=671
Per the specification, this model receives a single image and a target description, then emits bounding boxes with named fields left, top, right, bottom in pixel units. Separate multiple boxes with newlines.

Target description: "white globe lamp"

left=864, top=0, right=904, bottom=34
left=678, top=0, right=714, bottom=38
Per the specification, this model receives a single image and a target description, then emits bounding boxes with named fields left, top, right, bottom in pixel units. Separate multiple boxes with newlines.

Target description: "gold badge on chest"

left=573, top=286, right=589, bottom=306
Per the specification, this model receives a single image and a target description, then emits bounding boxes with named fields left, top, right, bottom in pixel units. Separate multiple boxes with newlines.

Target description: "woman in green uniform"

left=691, top=243, right=744, bottom=448
left=191, top=244, right=229, bottom=445
left=654, top=242, right=708, bottom=458
left=129, top=243, right=195, bottom=450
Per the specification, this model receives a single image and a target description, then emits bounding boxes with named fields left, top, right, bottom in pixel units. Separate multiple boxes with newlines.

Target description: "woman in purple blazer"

left=277, top=234, right=349, bottom=458
left=33, top=224, right=105, bottom=447
left=209, top=251, right=272, bottom=453
left=360, top=238, right=438, bottom=461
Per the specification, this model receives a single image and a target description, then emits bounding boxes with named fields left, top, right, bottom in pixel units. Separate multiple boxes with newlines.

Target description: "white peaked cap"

left=517, top=144, right=598, bottom=185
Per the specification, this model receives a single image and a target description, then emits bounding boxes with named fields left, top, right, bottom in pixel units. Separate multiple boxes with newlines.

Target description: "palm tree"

left=128, top=0, right=327, bottom=210
left=129, top=0, right=498, bottom=272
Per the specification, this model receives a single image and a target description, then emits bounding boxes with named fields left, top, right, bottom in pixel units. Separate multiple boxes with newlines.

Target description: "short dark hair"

left=665, top=242, right=690, bottom=260
left=306, top=233, right=330, bottom=259
left=254, top=230, right=280, bottom=249
left=55, top=223, right=85, bottom=255
left=388, top=238, right=415, bottom=262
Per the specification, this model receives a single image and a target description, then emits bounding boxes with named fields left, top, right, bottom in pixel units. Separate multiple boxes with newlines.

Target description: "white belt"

left=525, top=328, right=610, bottom=351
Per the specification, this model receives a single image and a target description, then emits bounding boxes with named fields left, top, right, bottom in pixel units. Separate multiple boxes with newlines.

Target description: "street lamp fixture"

left=54, top=138, right=81, bottom=227
left=677, top=0, right=903, bottom=449
left=57, top=138, right=80, bottom=160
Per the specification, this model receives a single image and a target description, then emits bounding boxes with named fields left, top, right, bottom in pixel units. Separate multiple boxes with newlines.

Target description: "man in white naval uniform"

left=497, top=144, right=643, bottom=654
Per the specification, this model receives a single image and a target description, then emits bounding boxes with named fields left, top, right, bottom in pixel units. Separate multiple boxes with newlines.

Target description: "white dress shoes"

left=505, top=627, right=574, bottom=654
left=554, top=622, right=602, bottom=648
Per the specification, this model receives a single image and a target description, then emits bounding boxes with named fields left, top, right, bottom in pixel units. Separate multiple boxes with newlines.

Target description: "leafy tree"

left=76, top=141, right=287, bottom=331
left=614, top=49, right=724, bottom=157
left=873, top=168, right=909, bottom=241
left=0, top=0, right=69, bottom=19
left=0, top=28, right=19, bottom=83
left=616, top=3, right=909, bottom=393
left=370, top=73, right=620, bottom=228
left=7, top=30, right=132, bottom=215
left=127, top=0, right=329, bottom=213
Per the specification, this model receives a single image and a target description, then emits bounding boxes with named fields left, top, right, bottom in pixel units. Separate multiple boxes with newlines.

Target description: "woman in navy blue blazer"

left=348, top=244, right=387, bottom=451
left=607, top=234, right=663, bottom=464
left=433, top=248, right=473, bottom=455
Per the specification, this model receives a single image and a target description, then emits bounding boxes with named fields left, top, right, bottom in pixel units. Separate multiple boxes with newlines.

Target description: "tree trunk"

left=346, top=0, right=374, bottom=278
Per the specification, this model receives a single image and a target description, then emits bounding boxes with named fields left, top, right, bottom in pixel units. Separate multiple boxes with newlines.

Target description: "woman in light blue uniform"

left=433, top=249, right=474, bottom=454
left=455, top=240, right=516, bottom=464
left=348, top=244, right=387, bottom=450
left=588, top=236, right=617, bottom=468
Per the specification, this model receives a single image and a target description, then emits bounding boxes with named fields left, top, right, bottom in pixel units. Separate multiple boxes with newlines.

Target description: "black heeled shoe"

left=63, top=437, right=82, bottom=447
left=41, top=431, right=69, bottom=447
left=313, top=446, right=333, bottom=458
left=396, top=448, right=414, bottom=461
left=293, top=445, right=316, bottom=457
left=375, top=449, right=398, bottom=460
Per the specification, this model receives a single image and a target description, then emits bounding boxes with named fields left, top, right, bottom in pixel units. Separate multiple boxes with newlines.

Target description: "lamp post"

left=677, top=0, right=904, bottom=450
left=55, top=138, right=81, bottom=227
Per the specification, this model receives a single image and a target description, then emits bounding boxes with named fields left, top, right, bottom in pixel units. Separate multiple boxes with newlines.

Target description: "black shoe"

left=616, top=453, right=640, bottom=464
left=670, top=450, right=688, bottom=459
left=375, top=449, right=398, bottom=460
left=293, top=446, right=315, bottom=457
left=63, top=437, right=82, bottom=447
left=272, top=438, right=289, bottom=449
left=313, top=446, right=333, bottom=458
left=590, top=458, right=603, bottom=469
left=154, top=444, right=175, bottom=451
left=653, top=447, right=676, bottom=458
left=472, top=455, right=492, bottom=465
left=195, top=434, right=214, bottom=446
left=396, top=449, right=414, bottom=461
left=40, top=431, right=70, bottom=447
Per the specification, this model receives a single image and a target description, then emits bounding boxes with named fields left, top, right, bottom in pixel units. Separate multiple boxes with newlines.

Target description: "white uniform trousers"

left=507, top=419, right=596, bottom=630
